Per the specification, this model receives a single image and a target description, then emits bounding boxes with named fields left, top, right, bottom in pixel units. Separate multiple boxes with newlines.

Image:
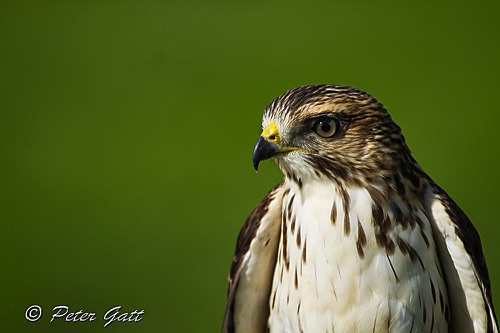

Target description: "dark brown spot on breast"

left=281, top=213, right=289, bottom=270
left=344, top=212, right=351, bottom=236
left=356, top=220, right=367, bottom=259
left=301, top=239, right=307, bottom=264
left=287, top=194, right=295, bottom=222
left=340, top=188, right=351, bottom=235
left=330, top=200, right=337, bottom=225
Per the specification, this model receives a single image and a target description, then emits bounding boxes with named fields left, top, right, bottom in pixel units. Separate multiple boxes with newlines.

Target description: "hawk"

left=222, top=85, right=497, bottom=333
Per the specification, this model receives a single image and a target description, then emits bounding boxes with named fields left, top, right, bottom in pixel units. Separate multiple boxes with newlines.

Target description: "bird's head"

left=253, top=85, right=418, bottom=187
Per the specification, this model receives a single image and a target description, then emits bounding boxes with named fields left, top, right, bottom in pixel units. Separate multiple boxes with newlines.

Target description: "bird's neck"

left=281, top=175, right=432, bottom=248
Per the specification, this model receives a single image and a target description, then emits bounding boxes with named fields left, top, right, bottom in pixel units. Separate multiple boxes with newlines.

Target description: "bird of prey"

left=222, top=85, right=497, bottom=333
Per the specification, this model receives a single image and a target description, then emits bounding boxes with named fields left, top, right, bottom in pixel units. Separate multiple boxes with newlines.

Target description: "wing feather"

left=428, top=183, right=498, bottom=333
left=222, top=183, right=284, bottom=333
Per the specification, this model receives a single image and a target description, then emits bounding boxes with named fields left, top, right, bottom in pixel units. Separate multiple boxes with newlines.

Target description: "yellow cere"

left=261, top=122, right=280, bottom=144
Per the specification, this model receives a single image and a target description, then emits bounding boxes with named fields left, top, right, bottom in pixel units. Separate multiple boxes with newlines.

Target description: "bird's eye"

left=312, top=117, right=339, bottom=138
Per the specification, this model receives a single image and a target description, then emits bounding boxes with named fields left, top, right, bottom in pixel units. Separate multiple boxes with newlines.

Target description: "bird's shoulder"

left=222, top=182, right=285, bottom=333
left=428, top=182, right=498, bottom=332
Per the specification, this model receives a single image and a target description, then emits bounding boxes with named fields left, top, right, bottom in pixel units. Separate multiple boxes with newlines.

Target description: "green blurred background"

left=1, top=1, right=499, bottom=332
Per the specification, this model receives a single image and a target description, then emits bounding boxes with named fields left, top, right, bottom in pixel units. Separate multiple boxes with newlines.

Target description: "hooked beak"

left=252, top=136, right=281, bottom=171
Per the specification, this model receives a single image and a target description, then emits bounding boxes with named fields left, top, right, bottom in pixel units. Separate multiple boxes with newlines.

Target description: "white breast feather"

left=269, top=181, right=448, bottom=333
